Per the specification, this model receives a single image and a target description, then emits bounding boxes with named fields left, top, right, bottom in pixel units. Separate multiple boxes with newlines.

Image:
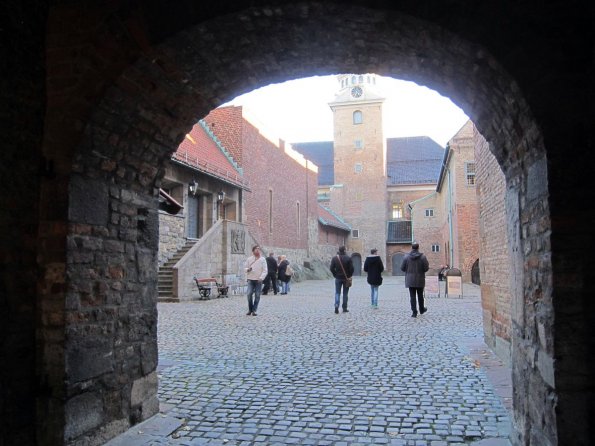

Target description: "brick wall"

left=475, top=127, right=512, bottom=363
left=206, top=107, right=319, bottom=254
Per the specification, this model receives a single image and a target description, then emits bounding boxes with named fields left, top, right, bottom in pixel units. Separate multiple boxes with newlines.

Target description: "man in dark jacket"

left=262, top=252, right=278, bottom=295
left=364, top=248, right=384, bottom=309
left=400, top=242, right=430, bottom=317
left=330, top=246, right=354, bottom=314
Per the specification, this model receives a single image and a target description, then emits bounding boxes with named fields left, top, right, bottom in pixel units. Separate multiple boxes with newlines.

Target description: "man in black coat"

left=330, top=246, right=354, bottom=314
left=262, top=252, right=278, bottom=295
left=400, top=242, right=430, bottom=317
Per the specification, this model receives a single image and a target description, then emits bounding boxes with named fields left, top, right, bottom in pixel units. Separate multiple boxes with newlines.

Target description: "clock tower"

left=328, top=74, right=387, bottom=263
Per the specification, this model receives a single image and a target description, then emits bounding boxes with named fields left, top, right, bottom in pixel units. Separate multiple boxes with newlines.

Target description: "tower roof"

left=329, top=73, right=385, bottom=106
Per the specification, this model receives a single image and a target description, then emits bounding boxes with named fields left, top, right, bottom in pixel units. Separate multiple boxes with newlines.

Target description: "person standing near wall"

left=277, top=255, right=291, bottom=294
left=244, top=245, right=268, bottom=316
left=364, top=248, right=384, bottom=309
left=262, top=252, right=278, bottom=295
left=400, top=242, right=430, bottom=317
left=330, top=246, right=354, bottom=314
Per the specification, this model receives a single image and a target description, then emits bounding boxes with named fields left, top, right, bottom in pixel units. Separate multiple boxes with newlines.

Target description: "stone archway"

left=3, top=2, right=593, bottom=445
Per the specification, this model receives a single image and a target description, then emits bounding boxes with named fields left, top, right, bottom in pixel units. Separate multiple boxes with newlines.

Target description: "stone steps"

left=158, top=240, right=197, bottom=302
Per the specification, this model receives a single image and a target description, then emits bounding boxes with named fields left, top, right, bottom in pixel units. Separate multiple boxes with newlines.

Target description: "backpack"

left=285, top=264, right=294, bottom=276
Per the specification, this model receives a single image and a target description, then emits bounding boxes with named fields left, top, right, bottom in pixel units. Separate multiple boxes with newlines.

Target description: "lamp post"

left=217, top=190, right=226, bottom=220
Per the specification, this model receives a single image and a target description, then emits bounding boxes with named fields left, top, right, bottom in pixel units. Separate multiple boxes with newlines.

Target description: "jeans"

left=408, top=287, right=425, bottom=314
left=247, top=280, right=262, bottom=312
left=370, top=285, right=379, bottom=306
left=334, top=278, right=349, bottom=309
left=281, top=280, right=289, bottom=293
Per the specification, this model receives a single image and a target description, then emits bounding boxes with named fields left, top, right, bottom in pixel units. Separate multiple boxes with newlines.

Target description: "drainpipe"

left=447, top=169, right=454, bottom=266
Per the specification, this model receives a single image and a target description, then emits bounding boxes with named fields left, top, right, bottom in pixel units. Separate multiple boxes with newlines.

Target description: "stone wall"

left=158, top=211, right=186, bottom=266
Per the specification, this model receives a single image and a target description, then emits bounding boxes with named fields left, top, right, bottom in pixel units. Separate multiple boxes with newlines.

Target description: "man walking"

left=262, top=251, right=278, bottom=295
left=330, top=246, right=354, bottom=314
left=400, top=242, right=430, bottom=317
left=244, top=245, right=268, bottom=316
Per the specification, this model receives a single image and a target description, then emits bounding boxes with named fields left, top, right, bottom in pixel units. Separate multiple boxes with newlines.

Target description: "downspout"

left=447, top=169, right=454, bottom=266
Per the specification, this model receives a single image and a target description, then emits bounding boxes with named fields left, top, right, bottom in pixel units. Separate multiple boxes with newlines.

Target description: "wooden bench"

left=193, top=277, right=229, bottom=299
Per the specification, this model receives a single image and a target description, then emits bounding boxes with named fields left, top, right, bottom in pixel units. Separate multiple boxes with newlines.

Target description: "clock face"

left=351, top=86, right=363, bottom=98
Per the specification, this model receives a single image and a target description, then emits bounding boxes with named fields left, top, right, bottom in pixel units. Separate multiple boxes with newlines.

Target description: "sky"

left=225, top=75, right=469, bottom=147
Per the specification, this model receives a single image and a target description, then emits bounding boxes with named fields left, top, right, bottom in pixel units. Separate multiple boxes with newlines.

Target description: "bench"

left=193, top=277, right=229, bottom=299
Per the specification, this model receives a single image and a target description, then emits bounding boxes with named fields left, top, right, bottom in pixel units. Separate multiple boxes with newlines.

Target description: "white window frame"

left=431, top=244, right=440, bottom=252
left=353, top=110, right=363, bottom=125
left=465, top=161, right=476, bottom=186
left=392, top=203, right=403, bottom=219
left=354, top=163, right=363, bottom=173
left=354, top=139, right=363, bottom=150
left=425, top=208, right=435, bottom=217
left=352, top=229, right=360, bottom=238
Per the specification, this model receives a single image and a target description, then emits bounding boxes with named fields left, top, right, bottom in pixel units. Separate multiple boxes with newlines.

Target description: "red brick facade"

left=474, top=125, right=512, bottom=362
left=205, top=106, right=319, bottom=251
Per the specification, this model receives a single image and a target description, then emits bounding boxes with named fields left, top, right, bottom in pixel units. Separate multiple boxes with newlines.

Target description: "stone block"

left=131, top=371, right=158, bottom=407
left=65, top=391, right=104, bottom=441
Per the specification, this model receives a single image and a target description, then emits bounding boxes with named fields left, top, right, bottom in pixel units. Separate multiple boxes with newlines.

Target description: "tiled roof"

left=318, top=204, right=351, bottom=232
left=291, top=141, right=334, bottom=185
left=173, top=120, right=248, bottom=188
left=386, top=136, right=444, bottom=185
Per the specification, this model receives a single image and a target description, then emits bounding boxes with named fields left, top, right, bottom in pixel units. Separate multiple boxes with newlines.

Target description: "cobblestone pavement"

left=111, top=276, right=512, bottom=446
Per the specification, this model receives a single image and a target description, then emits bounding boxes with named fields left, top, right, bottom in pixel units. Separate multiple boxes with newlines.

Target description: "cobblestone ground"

left=152, top=276, right=511, bottom=446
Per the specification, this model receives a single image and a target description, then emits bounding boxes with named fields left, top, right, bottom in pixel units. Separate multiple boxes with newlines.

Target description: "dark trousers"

left=408, top=287, right=425, bottom=314
left=262, top=272, right=278, bottom=295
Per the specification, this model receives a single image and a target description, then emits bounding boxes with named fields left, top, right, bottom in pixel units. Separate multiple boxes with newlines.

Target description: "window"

left=352, top=229, right=360, bottom=238
left=354, top=139, right=363, bottom=150
left=358, top=75, right=364, bottom=83
left=425, top=208, right=434, bottom=217
left=392, top=203, right=403, bottom=219
left=466, top=162, right=476, bottom=185
left=355, top=191, right=363, bottom=201
left=353, top=110, right=363, bottom=124
left=296, top=202, right=301, bottom=238
left=354, top=163, right=363, bottom=174
left=351, top=75, right=356, bottom=84
left=269, top=189, right=273, bottom=234
left=432, top=244, right=440, bottom=252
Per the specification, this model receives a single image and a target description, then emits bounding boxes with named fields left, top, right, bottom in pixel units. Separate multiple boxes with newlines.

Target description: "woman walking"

left=364, top=248, right=384, bottom=308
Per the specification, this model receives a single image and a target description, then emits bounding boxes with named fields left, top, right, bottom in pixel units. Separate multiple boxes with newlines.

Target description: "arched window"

left=351, top=75, right=356, bottom=84
left=353, top=110, right=363, bottom=124
left=359, top=75, right=364, bottom=83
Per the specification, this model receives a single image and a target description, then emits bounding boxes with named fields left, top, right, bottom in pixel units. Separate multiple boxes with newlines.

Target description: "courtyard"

left=110, top=276, right=512, bottom=445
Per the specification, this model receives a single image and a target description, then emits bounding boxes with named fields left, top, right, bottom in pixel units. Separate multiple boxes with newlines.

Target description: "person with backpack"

left=330, top=246, right=354, bottom=314
left=364, top=248, right=384, bottom=309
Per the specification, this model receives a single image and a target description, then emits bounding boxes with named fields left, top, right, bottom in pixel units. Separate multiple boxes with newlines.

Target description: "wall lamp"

left=188, top=179, right=199, bottom=196
left=217, top=190, right=226, bottom=203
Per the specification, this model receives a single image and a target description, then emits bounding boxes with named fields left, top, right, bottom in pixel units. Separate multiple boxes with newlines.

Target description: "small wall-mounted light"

left=217, top=190, right=226, bottom=203
left=189, top=180, right=199, bottom=196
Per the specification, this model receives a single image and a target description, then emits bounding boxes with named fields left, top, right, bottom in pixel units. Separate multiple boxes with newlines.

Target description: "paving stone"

left=110, top=278, right=512, bottom=445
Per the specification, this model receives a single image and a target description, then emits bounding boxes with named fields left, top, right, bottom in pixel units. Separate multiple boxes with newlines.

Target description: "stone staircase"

left=158, top=240, right=197, bottom=302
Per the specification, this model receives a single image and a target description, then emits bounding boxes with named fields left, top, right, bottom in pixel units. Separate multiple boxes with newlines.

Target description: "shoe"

left=280, top=292, right=287, bottom=295
left=262, top=293, right=268, bottom=295
left=335, top=307, right=339, bottom=314
left=420, top=307, right=428, bottom=315
left=373, top=305, right=378, bottom=309
left=274, top=293, right=277, bottom=295
left=247, top=311, right=252, bottom=316
left=252, top=312, right=257, bottom=316
left=411, top=312, right=417, bottom=318
left=343, top=309, right=349, bottom=313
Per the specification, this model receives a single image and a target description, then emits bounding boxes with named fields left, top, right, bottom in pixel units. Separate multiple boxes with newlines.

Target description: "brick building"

left=295, top=75, right=477, bottom=277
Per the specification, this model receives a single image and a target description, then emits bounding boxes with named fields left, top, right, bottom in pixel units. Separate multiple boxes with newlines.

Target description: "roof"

left=318, top=204, right=351, bottom=232
left=173, top=120, right=248, bottom=189
left=291, top=141, right=334, bottom=185
left=386, top=136, right=444, bottom=185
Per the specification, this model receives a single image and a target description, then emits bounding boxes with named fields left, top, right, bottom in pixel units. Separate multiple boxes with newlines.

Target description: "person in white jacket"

left=244, top=245, right=268, bottom=316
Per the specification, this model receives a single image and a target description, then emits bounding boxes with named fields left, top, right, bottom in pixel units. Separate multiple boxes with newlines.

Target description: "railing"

left=387, top=220, right=412, bottom=243
left=172, top=149, right=250, bottom=188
